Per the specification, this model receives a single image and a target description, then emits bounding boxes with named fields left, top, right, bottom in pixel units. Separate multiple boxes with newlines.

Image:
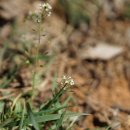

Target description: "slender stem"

left=38, top=22, right=41, bottom=46
left=32, top=22, right=41, bottom=97
left=36, top=22, right=41, bottom=67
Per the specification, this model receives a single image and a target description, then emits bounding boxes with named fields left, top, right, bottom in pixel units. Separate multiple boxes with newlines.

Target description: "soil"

left=0, top=0, right=130, bottom=130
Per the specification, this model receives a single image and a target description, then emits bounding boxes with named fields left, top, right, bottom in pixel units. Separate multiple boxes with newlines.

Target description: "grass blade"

left=26, top=102, right=40, bottom=130
left=19, top=101, right=26, bottom=130
left=56, top=111, right=66, bottom=130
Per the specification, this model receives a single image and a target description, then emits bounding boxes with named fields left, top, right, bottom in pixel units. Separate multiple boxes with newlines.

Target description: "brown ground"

left=0, top=0, right=130, bottom=130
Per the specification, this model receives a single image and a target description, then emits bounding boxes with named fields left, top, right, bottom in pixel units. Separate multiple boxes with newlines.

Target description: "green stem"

left=32, top=22, right=41, bottom=98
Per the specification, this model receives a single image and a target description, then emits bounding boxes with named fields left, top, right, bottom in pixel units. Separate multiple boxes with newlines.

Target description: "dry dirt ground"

left=0, top=0, right=130, bottom=130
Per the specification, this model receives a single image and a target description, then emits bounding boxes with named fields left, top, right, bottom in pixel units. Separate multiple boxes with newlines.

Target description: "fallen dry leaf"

left=79, top=42, right=123, bottom=60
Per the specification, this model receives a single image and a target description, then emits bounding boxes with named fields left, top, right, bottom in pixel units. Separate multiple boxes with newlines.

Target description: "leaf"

left=38, top=105, right=68, bottom=115
left=19, top=101, right=26, bottom=130
left=26, top=102, right=40, bottom=130
left=56, top=111, right=66, bottom=130
left=25, top=112, right=89, bottom=124
left=31, top=54, right=53, bottom=63
left=0, top=101, right=5, bottom=113
left=0, top=118, right=15, bottom=127
left=79, top=42, right=123, bottom=60
left=41, top=86, right=66, bottom=110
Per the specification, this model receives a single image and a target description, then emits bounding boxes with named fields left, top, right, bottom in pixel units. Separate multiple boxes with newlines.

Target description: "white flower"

left=42, top=3, right=52, bottom=10
left=39, top=3, right=43, bottom=9
left=70, top=79, right=74, bottom=85
left=47, top=11, right=52, bottom=17
left=28, top=2, right=52, bottom=23
left=63, top=75, right=67, bottom=80
left=65, top=80, right=69, bottom=84
left=62, top=76, right=75, bottom=86
left=42, top=3, right=52, bottom=17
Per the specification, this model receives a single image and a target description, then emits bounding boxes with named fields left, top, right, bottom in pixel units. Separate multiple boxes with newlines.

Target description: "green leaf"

left=26, top=102, right=40, bottom=130
left=19, top=101, right=26, bottom=130
left=0, top=101, right=5, bottom=113
left=0, top=118, right=15, bottom=127
left=31, top=54, right=53, bottom=63
left=39, top=105, right=68, bottom=115
left=56, top=111, right=66, bottom=130
left=25, top=112, right=89, bottom=124
left=41, top=86, right=67, bottom=110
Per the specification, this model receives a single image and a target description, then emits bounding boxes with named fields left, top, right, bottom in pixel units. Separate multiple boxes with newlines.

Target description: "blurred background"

left=0, top=0, right=130, bottom=129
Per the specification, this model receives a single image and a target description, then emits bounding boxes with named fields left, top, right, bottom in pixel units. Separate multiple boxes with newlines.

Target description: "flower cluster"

left=39, top=3, right=52, bottom=16
left=28, top=2, right=52, bottom=23
left=62, top=76, right=75, bottom=86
